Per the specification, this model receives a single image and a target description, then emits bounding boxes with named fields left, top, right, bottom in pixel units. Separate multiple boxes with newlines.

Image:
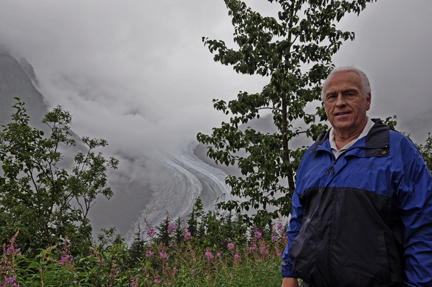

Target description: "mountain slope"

left=0, top=52, right=48, bottom=125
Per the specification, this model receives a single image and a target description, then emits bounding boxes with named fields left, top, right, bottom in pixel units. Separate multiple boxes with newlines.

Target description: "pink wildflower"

left=206, top=252, right=214, bottom=260
left=184, top=232, right=191, bottom=241
left=154, top=279, right=161, bottom=283
left=258, top=240, right=267, bottom=254
left=234, top=253, right=241, bottom=264
left=147, top=228, right=155, bottom=237
left=205, top=248, right=214, bottom=260
left=146, top=250, right=154, bottom=257
left=7, top=246, right=14, bottom=254
left=5, top=275, right=17, bottom=285
left=228, top=242, right=234, bottom=250
left=216, top=252, right=221, bottom=257
left=61, top=256, right=68, bottom=264
left=160, top=252, right=169, bottom=259
left=271, top=235, right=278, bottom=242
left=168, top=224, right=176, bottom=233
left=254, top=231, right=262, bottom=239
left=277, top=222, right=284, bottom=230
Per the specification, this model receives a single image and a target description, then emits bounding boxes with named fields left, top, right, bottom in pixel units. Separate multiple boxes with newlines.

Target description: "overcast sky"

left=0, top=0, right=431, bottom=153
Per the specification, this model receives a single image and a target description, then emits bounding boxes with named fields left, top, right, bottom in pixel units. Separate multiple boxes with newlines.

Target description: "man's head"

left=322, top=66, right=371, bottom=136
left=321, top=66, right=371, bottom=101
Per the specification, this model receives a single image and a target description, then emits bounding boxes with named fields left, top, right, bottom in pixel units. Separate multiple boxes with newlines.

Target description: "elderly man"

left=281, top=66, right=432, bottom=287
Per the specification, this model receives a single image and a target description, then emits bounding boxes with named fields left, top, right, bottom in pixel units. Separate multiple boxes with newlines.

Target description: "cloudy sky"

left=0, top=0, right=431, bottom=153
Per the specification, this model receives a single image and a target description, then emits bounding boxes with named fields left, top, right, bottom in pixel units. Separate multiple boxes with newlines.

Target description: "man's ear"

left=366, top=93, right=372, bottom=110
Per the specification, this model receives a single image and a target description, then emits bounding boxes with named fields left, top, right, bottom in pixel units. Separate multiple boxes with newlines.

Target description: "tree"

left=187, top=197, right=204, bottom=238
left=383, top=116, right=432, bottom=175
left=127, top=224, right=147, bottom=267
left=197, top=0, right=376, bottom=221
left=174, top=216, right=185, bottom=245
left=418, top=133, right=432, bottom=174
left=155, top=212, right=173, bottom=246
left=0, top=99, right=119, bottom=256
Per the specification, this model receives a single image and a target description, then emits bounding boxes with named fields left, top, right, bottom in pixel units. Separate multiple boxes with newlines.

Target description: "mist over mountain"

left=0, top=52, right=230, bottom=242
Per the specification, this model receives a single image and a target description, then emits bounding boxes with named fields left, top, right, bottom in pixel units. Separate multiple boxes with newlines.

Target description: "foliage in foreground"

left=1, top=209, right=290, bottom=287
left=0, top=99, right=118, bottom=257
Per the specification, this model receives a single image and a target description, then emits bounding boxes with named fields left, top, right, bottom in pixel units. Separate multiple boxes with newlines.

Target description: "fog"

left=1, top=1, right=431, bottom=149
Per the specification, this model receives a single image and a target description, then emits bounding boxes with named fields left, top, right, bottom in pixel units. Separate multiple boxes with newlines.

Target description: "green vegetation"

left=0, top=99, right=118, bottom=257
left=417, top=132, right=432, bottom=172
left=1, top=198, right=290, bottom=286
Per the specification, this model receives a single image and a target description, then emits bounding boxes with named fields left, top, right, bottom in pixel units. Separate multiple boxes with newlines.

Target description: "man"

left=281, top=66, right=432, bottom=287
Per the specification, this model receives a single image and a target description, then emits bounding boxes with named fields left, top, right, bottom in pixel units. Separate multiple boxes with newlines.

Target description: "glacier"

left=123, top=141, right=231, bottom=243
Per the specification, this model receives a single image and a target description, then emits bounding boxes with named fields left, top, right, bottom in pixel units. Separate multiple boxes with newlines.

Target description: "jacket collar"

left=311, top=118, right=390, bottom=157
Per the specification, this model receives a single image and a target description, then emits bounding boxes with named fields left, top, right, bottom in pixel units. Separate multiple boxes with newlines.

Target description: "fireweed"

left=118, top=220, right=289, bottom=286
left=1, top=230, right=20, bottom=287
left=0, top=220, right=290, bottom=286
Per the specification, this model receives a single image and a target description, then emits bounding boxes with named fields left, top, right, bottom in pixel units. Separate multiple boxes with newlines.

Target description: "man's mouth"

left=335, top=112, right=350, bottom=116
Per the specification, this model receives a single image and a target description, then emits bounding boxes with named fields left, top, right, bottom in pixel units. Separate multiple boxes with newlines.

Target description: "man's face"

left=323, top=71, right=371, bottom=135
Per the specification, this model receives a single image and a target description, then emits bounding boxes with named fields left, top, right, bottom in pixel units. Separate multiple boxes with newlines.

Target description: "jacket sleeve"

left=281, top=148, right=311, bottom=278
left=281, top=189, right=304, bottom=278
left=396, top=139, right=432, bottom=286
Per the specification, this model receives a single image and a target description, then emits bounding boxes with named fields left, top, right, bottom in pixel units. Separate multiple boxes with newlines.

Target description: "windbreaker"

left=281, top=119, right=432, bottom=287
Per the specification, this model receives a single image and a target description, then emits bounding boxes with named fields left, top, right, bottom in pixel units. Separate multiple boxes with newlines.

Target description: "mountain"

left=0, top=51, right=48, bottom=126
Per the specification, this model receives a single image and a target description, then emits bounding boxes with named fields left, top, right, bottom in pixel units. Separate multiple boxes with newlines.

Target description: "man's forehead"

left=324, top=71, right=362, bottom=93
left=325, top=84, right=360, bottom=93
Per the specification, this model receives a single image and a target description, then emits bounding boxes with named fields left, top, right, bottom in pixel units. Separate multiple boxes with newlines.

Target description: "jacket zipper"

left=321, top=143, right=388, bottom=284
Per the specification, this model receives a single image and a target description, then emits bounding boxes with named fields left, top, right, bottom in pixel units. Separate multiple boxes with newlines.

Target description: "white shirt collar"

left=329, top=117, right=374, bottom=158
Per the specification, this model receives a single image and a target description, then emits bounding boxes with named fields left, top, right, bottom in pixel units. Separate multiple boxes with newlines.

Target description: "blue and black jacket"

left=281, top=119, right=432, bottom=287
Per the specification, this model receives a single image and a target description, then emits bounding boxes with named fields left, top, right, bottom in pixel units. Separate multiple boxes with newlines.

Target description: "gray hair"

left=321, top=66, right=371, bottom=100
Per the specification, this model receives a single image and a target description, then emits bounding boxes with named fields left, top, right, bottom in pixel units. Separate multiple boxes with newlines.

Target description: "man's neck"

left=333, top=118, right=368, bottom=150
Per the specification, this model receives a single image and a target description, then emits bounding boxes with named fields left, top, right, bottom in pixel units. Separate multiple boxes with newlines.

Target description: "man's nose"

left=335, top=94, right=346, bottom=107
